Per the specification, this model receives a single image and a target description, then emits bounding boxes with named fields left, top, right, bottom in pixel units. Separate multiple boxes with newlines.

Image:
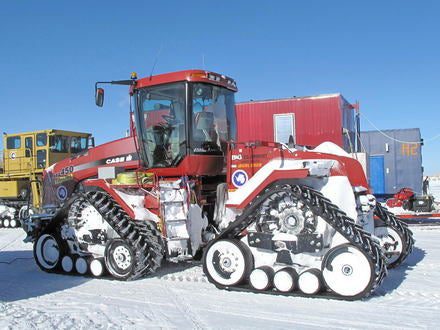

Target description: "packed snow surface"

left=1, top=227, right=439, bottom=329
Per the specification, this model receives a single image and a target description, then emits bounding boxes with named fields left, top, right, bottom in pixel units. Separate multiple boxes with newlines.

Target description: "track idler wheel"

left=3, top=218, right=10, bottom=228
left=75, top=257, right=88, bottom=275
left=298, top=268, right=322, bottom=295
left=203, top=239, right=253, bottom=287
left=90, top=258, right=105, bottom=277
left=105, top=239, right=136, bottom=280
left=61, top=256, right=74, bottom=272
left=9, top=218, right=18, bottom=228
left=374, top=226, right=404, bottom=268
left=34, top=233, right=63, bottom=272
left=273, top=268, right=298, bottom=293
left=322, top=244, right=374, bottom=299
left=250, top=266, right=274, bottom=291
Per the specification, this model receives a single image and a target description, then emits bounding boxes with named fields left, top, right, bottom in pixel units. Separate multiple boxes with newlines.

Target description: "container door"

left=369, top=155, right=385, bottom=194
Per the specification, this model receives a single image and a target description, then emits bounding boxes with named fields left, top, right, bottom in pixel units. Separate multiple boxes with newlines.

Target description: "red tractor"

left=23, top=70, right=413, bottom=300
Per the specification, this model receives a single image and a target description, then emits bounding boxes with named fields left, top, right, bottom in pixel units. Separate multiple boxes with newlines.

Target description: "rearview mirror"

left=88, top=136, right=95, bottom=148
left=95, top=88, right=104, bottom=107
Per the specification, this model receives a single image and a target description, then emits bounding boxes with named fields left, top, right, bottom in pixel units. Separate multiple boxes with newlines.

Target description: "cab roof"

left=135, top=69, right=238, bottom=92
left=3, top=129, right=92, bottom=137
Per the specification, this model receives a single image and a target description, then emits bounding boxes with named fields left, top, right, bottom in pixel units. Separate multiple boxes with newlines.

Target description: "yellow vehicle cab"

left=0, top=129, right=93, bottom=227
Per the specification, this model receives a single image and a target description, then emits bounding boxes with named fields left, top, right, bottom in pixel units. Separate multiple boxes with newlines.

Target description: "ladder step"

left=167, top=237, right=190, bottom=242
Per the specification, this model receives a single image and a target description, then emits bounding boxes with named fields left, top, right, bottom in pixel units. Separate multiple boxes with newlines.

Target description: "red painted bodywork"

left=227, top=142, right=369, bottom=191
left=48, top=137, right=140, bottom=182
left=225, top=142, right=368, bottom=209
left=236, top=95, right=356, bottom=151
left=48, top=138, right=225, bottom=182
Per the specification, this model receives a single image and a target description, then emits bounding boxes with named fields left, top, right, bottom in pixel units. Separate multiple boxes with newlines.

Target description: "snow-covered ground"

left=1, top=227, right=439, bottom=329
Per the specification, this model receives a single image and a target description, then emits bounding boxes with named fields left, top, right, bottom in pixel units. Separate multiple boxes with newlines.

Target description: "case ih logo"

left=105, top=154, right=133, bottom=164
left=232, top=170, right=248, bottom=188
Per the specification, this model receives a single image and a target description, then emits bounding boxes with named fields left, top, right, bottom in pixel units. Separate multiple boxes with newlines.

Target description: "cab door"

left=23, top=135, right=34, bottom=172
left=35, top=132, right=48, bottom=169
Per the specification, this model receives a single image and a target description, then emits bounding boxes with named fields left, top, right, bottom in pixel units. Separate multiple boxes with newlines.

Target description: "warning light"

left=130, top=72, right=138, bottom=80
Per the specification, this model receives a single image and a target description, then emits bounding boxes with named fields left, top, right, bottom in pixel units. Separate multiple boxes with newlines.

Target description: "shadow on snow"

left=0, top=246, right=426, bottom=302
left=374, top=246, right=426, bottom=297
left=0, top=250, right=89, bottom=303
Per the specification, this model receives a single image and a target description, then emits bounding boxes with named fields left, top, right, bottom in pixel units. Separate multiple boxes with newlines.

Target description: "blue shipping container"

left=360, top=128, right=423, bottom=195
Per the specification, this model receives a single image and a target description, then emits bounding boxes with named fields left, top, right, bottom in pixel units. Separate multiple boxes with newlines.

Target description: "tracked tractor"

left=0, top=129, right=93, bottom=228
left=22, top=70, right=412, bottom=300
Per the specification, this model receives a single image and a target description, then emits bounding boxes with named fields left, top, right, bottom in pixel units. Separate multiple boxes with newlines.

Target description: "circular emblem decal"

left=56, top=185, right=68, bottom=201
left=10, top=152, right=16, bottom=160
left=232, top=170, right=248, bottom=188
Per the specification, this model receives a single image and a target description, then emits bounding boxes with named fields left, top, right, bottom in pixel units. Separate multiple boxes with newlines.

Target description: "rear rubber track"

left=374, top=203, right=414, bottom=268
left=215, top=184, right=387, bottom=300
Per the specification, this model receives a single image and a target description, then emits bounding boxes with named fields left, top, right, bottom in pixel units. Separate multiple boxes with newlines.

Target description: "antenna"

left=150, top=44, right=163, bottom=79
left=202, top=54, right=205, bottom=70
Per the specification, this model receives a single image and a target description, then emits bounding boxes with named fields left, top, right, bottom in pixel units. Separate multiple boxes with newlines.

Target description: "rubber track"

left=74, top=191, right=164, bottom=280
left=374, top=203, right=415, bottom=268
left=51, top=191, right=164, bottom=281
left=215, top=184, right=387, bottom=300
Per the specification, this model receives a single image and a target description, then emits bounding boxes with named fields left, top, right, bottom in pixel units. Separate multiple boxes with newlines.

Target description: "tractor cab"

left=96, top=70, right=237, bottom=176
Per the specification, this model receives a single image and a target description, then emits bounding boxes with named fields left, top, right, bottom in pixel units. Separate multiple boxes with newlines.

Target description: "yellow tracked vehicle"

left=0, top=129, right=93, bottom=227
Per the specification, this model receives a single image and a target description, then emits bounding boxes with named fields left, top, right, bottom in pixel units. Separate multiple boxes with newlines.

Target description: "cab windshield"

left=137, top=81, right=236, bottom=168
left=138, top=82, right=186, bottom=167
left=191, top=83, right=236, bottom=155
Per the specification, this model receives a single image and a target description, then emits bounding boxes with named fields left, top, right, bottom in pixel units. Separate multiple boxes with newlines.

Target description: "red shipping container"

left=235, top=94, right=357, bottom=152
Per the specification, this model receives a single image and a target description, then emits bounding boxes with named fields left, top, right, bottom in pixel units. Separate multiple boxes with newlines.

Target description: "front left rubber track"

left=34, top=191, right=164, bottom=280
left=83, top=191, right=164, bottom=280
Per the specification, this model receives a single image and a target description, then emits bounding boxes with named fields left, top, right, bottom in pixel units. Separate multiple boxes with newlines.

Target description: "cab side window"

left=70, top=137, right=88, bottom=154
left=50, top=135, right=69, bottom=153
left=36, top=133, right=47, bottom=147
left=6, top=136, right=21, bottom=149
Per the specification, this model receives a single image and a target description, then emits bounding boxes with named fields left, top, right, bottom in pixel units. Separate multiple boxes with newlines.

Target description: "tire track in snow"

left=375, top=289, right=440, bottom=309
left=0, top=301, right=102, bottom=329
left=69, top=289, right=182, bottom=328
left=0, top=230, right=23, bottom=252
left=160, top=282, right=208, bottom=329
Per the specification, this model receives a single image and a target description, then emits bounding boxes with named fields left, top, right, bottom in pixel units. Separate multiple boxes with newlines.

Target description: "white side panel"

left=318, top=176, right=358, bottom=220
